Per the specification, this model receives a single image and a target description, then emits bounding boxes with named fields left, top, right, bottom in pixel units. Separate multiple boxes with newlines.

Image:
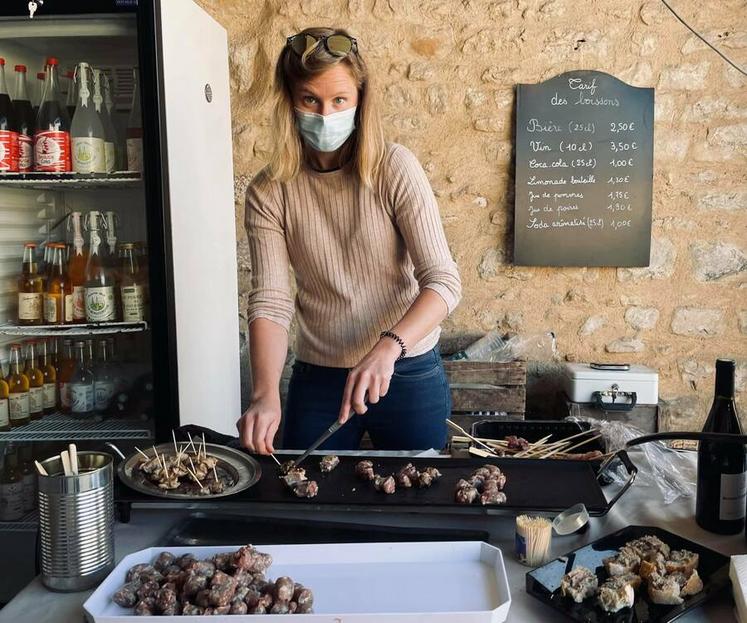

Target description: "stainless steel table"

left=0, top=450, right=744, bottom=622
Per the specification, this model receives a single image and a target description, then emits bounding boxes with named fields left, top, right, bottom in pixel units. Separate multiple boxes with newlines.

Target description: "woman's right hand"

left=237, top=394, right=282, bottom=455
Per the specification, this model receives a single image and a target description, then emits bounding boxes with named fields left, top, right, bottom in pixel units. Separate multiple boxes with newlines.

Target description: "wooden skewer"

left=34, top=460, right=48, bottom=476
left=60, top=450, right=72, bottom=476
left=68, top=444, right=79, bottom=475
left=468, top=446, right=496, bottom=458
left=446, top=420, right=499, bottom=456
left=185, top=466, right=205, bottom=490
left=513, top=435, right=554, bottom=457
left=186, top=434, right=198, bottom=456
left=134, top=446, right=150, bottom=460
left=269, top=454, right=282, bottom=467
left=172, top=430, right=180, bottom=457
left=212, top=464, right=219, bottom=481
left=201, top=433, right=207, bottom=460
left=540, top=434, right=602, bottom=459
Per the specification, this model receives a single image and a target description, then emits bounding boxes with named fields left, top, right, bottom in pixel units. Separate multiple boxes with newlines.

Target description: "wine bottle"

left=696, top=359, right=745, bottom=534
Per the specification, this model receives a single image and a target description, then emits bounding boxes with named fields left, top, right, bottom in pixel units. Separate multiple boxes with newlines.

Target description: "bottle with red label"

left=12, top=65, right=34, bottom=173
left=34, top=57, right=71, bottom=172
left=0, top=58, right=19, bottom=172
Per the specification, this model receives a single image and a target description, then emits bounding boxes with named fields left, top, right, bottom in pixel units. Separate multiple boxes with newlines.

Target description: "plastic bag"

left=565, top=414, right=696, bottom=504
left=448, top=331, right=557, bottom=362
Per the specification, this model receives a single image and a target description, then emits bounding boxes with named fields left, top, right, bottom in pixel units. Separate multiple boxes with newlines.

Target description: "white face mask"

left=294, top=106, right=357, bottom=153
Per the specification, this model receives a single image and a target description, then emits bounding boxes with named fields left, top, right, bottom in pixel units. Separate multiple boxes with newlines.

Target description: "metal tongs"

left=288, top=411, right=355, bottom=470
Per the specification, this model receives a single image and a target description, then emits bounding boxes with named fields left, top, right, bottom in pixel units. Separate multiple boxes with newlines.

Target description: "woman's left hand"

left=338, top=338, right=402, bottom=423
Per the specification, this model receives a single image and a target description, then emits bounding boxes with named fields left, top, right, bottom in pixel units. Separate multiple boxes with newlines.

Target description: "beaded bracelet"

left=380, top=330, right=407, bottom=360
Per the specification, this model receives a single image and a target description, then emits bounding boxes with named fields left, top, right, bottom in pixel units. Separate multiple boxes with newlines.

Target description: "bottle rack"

left=0, top=321, right=148, bottom=338
left=0, top=412, right=152, bottom=442
left=0, top=171, right=142, bottom=191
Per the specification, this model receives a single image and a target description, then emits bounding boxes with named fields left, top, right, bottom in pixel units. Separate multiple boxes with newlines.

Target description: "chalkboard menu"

left=513, top=70, right=654, bottom=267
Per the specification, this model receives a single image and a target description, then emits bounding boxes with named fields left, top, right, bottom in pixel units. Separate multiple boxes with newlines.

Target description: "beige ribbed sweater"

left=244, top=142, right=461, bottom=368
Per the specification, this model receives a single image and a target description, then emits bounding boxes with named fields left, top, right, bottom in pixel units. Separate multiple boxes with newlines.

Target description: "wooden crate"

left=443, top=360, right=527, bottom=421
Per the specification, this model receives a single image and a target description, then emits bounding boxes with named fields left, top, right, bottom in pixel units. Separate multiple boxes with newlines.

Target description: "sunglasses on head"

left=286, top=33, right=358, bottom=57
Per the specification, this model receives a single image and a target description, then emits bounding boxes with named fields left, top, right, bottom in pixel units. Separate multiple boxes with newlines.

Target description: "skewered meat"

left=373, top=474, right=396, bottom=494
left=113, top=582, right=141, bottom=608
left=560, top=566, right=598, bottom=603
left=319, top=455, right=340, bottom=473
left=280, top=468, right=307, bottom=488
left=456, top=464, right=508, bottom=505
left=292, top=480, right=319, bottom=498
left=505, top=435, right=530, bottom=451
left=355, top=460, right=375, bottom=481
left=135, top=445, right=233, bottom=497
left=279, top=460, right=296, bottom=475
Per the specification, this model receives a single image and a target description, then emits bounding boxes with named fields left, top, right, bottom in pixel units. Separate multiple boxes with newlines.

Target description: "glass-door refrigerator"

left=0, top=2, right=240, bottom=592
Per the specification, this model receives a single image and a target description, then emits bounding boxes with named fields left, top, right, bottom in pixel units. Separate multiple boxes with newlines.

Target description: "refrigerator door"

left=152, top=0, right=240, bottom=435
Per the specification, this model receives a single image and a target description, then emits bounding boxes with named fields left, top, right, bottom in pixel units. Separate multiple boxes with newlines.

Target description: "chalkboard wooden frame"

left=513, top=70, right=654, bottom=267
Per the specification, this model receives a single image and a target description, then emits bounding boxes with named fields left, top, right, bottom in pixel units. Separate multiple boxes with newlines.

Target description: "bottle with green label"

left=84, top=211, right=116, bottom=322
left=6, top=344, right=30, bottom=427
left=69, top=340, right=95, bottom=419
left=70, top=62, right=106, bottom=173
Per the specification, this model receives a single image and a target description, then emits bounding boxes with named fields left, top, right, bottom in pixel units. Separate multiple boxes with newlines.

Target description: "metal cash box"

left=562, top=362, right=659, bottom=407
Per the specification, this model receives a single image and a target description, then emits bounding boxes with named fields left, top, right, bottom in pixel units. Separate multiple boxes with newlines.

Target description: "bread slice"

left=670, top=569, right=704, bottom=597
left=560, top=566, right=598, bottom=603
left=665, top=549, right=700, bottom=575
left=639, top=557, right=666, bottom=581
left=616, top=572, right=642, bottom=591
left=626, top=535, right=671, bottom=562
left=598, top=577, right=635, bottom=613
left=603, top=547, right=641, bottom=576
left=647, top=572, right=684, bottom=605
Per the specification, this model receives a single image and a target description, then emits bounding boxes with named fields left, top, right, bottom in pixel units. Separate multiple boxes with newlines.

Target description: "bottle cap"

left=46, top=57, right=59, bottom=66
left=14, top=64, right=26, bottom=72
left=24, top=242, right=37, bottom=248
left=0, top=58, right=5, bottom=66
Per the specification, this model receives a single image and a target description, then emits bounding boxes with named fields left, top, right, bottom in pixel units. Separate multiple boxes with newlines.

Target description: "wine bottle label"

left=44, top=294, right=59, bottom=323
left=59, top=382, right=71, bottom=409
left=34, top=131, right=71, bottom=172
left=105, top=141, right=115, bottom=173
left=18, top=292, right=42, bottom=321
left=21, top=473, right=36, bottom=513
left=73, top=286, right=86, bottom=321
left=720, top=472, right=747, bottom=521
left=0, top=481, right=24, bottom=521
left=71, top=384, right=94, bottom=413
left=72, top=136, right=106, bottom=173
left=9, top=393, right=30, bottom=422
left=28, top=386, right=43, bottom=414
left=95, top=380, right=115, bottom=411
left=64, top=293, right=74, bottom=323
left=0, top=398, right=8, bottom=427
left=126, top=137, right=143, bottom=173
left=18, top=134, right=33, bottom=172
left=85, top=286, right=116, bottom=322
left=121, top=285, right=144, bottom=321
left=43, top=383, right=57, bottom=409
left=0, top=129, right=19, bottom=171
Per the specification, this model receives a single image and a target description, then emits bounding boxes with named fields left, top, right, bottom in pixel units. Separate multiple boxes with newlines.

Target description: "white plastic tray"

left=83, top=541, right=511, bottom=622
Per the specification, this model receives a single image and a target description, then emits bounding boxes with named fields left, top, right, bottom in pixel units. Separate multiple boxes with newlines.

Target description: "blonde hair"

left=268, top=26, right=386, bottom=189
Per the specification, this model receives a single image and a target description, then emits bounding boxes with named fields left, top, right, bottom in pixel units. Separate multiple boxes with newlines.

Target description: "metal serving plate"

left=117, top=443, right=261, bottom=500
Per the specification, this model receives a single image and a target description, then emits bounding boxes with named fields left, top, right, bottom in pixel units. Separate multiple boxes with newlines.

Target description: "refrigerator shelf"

left=0, top=171, right=142, bottom=191
left=0, top=510, right=38, bottom=533
left=0, top=413, right=153, bottom=442
left=0, top=321, right=148, bottom=337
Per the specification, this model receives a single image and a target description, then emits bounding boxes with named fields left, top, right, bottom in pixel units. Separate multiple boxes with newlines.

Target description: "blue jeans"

left=282, top=346, right=450, bottom=451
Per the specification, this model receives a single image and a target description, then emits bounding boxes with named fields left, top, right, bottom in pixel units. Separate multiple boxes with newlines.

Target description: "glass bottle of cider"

left=6, top=344, right=30, bottom=427
left=17, top=243, right=43, bottom=326
left=120, top=243, right=144, bottom=322
left=70, top=62, right=105, bottom=174
left=101, top=72, right=120, bottom=171
left=23, top=341, right=44, bottom=421
left=93, top=69, right=116, bottom=173
left=57, top=339, right=75, bottom=414
left=84, top=211, right=116, bottom=322
left=69, top=340, right=95, bottom=419
left=39, top=338, right=57, bottom=415
left=126, top=67, right=143, bottom=172
left=44, top=243, right=67, bottom=325
left=66, top=212, right=87, bottom=323
left=0, top=376, right=9, bottom=432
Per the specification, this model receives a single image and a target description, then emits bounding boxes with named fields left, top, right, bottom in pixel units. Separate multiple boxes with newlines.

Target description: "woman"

left=238, top=26, right=461, bottom=455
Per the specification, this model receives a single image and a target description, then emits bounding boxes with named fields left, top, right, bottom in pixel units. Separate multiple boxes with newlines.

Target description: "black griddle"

left=116, top=452, right=637, bottom=516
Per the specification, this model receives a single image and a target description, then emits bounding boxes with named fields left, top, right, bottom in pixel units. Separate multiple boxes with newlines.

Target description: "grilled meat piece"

left=373, top=474, right=396, bottom=494
left=292, top=479, right=319, bottom=498
left=355, top=460, right=376, bottom=481
left=319, top=455, right=340, bottom=473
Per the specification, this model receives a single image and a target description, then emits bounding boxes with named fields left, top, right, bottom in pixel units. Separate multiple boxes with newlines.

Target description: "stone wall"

left=195, top=0, right=747, bottom=428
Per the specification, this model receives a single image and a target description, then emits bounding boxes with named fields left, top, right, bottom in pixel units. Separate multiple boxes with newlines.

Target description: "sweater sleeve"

left=243, top=167, right=294, bottom=330
left=385, top=144, right=462, bottom=315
